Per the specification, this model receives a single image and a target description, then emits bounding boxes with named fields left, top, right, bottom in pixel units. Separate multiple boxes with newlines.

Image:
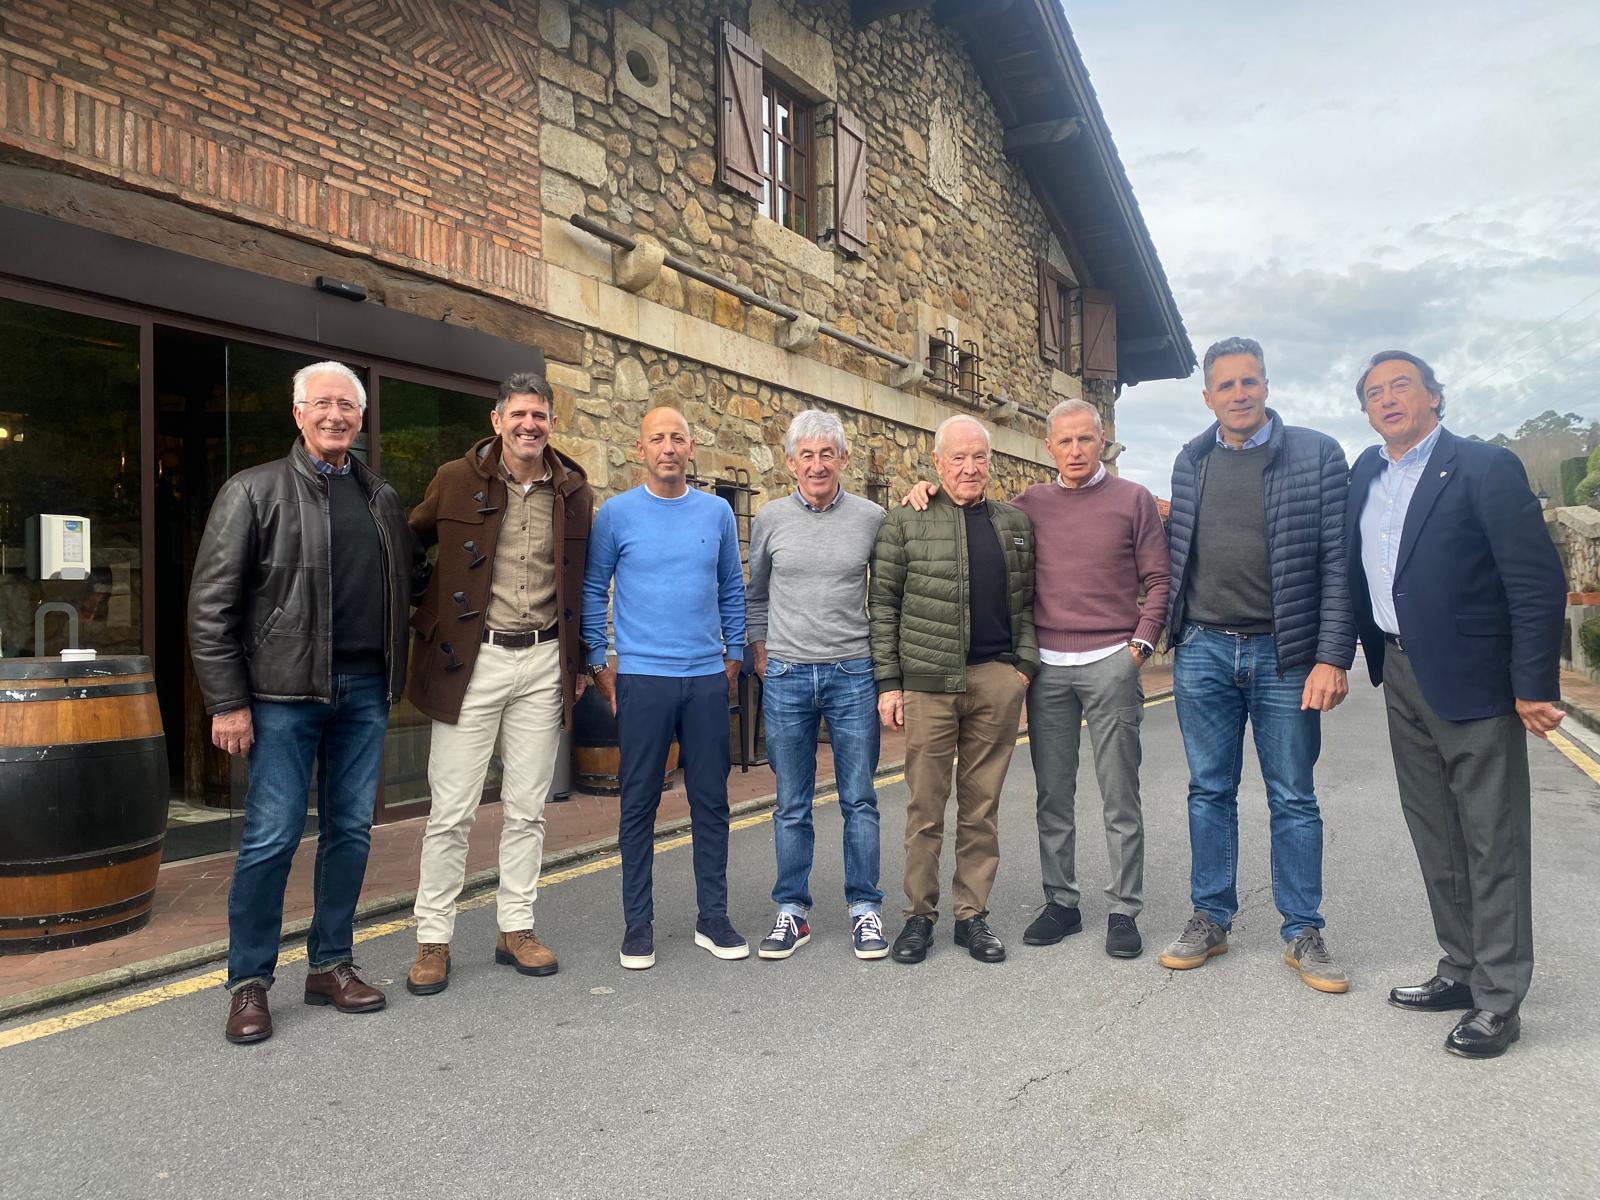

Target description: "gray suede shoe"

left=1283, top=928, right=1350, bottom=993
left=1158, top=912, right=1228, bottom=970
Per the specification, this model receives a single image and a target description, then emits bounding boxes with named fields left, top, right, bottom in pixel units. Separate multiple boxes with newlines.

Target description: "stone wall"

left=554, top=331, right=1039, bottom=507
left=539, top=0, right=1112, bottom=498
left=0, top=0, right=545, bottom=306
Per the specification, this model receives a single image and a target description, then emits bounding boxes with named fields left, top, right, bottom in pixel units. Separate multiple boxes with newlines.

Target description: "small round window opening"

left=625, top=48, right=658, bottom=88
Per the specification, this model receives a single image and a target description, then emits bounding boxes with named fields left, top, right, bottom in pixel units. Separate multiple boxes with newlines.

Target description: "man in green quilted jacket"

left=870, top=415, right=1038, bottom=965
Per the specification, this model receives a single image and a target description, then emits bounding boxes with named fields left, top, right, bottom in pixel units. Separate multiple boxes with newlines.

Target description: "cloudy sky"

left=1066, top=1, right=1600, bottom=492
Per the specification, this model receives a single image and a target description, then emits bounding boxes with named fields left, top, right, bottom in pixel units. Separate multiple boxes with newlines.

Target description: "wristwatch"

left=1129, top=640, right=1153, bottom=661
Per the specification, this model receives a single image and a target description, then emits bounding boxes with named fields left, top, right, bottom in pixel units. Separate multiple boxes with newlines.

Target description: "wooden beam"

left=851, top=0, right=934, bottom=25
left=934, top=0, right=1014, bottom=25
left=1003, top=117, right=1084, bottom=154
left=1121, top=334, right=1174, bottom=354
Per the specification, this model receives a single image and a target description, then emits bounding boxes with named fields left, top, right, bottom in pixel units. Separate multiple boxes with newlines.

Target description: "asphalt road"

left=4, top=677, right=1598, bottom=1200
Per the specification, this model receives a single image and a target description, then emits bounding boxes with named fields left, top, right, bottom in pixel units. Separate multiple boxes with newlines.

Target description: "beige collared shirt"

left=485, top=457, right=558, bottom=632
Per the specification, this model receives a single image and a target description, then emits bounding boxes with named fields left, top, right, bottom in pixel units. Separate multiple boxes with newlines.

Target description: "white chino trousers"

left=414, top=640, right=563, bottom=942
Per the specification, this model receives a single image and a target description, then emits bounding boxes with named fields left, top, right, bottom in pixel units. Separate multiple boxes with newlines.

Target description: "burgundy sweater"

left=1011, top=474, right=1171, bottom=654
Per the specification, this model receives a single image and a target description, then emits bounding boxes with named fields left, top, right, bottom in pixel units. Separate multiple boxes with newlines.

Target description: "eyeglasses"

left=298, top=398, right=362, bottom=414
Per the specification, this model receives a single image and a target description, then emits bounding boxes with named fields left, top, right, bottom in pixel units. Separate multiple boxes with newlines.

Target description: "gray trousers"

left=1382, top=646, right=1533, bottom=1017
left=1027, top=651, right=1145, bottom=916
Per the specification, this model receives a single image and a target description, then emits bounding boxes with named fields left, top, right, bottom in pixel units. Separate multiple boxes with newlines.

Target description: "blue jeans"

left=1172, top=625, right=1324, bottom=941
left=616, top=672, right=731, bottom=927
left=226, top=674, right=390, bottom=990
left=762, top=656, right=883, bottom=918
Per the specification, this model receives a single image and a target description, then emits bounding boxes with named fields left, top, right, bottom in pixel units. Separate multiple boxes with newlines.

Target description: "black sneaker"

left=1105, top=913, right=1142, bottom=958
left=1023, top=902, right=1083, bottom=945
left=852, top=911, right=890, bottom=960
left=694, top=915, right=750, bottom=960
left=758, top=911, right=810, bottom=960
left=620, top=922, right=654, bottom=970
left=953, top=913, right=1006, bottom=963
left=891, top=915, right=935, bottom=964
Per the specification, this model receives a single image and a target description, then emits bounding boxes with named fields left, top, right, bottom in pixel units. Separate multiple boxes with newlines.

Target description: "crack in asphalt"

left=1004, top=971, right=1176, bottom=1108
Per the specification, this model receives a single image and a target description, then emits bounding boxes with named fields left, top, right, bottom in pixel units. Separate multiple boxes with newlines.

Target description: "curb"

left=0, top=765, right=881, bottom=1023
left=1, top=684, right=1174, bottom=1023
left=1558, top=697, right=1600, bottom=739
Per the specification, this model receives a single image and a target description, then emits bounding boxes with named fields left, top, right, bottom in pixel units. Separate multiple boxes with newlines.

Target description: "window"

left=1039, top=259, right=1118, bottom=380
left=761, top=79, right=813, bottom=237
left=718, top=21, right=864, bottom=249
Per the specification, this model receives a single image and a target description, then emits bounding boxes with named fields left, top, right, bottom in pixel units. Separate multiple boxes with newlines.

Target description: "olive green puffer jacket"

left=869, top=491, right=1038, bottom=693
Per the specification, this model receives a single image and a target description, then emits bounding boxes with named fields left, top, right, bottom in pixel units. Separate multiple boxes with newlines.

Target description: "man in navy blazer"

left=1346, top=350, right=1565, bottom=1059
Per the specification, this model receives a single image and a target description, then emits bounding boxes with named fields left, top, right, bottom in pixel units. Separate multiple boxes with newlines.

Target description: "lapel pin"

left=1440, top=470, right=1449, bottom=477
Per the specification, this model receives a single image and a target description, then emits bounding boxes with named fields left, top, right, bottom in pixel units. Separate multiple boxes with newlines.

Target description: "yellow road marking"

left=1547, top=729, right=1600, bottom=786
left=1, top=693, right=1174, bottom=1051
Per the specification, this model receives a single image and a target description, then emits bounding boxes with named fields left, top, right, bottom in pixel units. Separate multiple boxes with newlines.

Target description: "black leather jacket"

left=187, top=440, right=417, bottom=714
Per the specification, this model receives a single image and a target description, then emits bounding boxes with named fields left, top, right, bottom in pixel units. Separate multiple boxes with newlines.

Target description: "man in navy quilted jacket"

left=1158, top=337, right=1356, bottom=994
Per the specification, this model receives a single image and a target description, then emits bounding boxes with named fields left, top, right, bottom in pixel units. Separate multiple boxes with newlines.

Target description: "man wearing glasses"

left=190, top=360, right=419, bottom=1045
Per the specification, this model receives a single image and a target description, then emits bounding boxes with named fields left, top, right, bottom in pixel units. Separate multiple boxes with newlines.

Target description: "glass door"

left=371, top=373, right=498, bottom=822
left=153, top=328, right=348, bottom=858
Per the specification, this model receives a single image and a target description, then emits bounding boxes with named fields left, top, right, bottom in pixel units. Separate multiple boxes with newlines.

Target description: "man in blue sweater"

left=582, top=406, right=748, bottom=969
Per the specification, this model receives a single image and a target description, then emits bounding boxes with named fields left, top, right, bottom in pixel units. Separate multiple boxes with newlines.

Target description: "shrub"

left=1580, top=616, right=1600, bottom=664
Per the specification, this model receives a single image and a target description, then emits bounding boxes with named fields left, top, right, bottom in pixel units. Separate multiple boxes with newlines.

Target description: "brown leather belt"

left=483, top=624, right=559, bottom=648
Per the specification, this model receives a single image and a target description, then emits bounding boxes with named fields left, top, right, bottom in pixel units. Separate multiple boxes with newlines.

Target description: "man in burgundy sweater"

left=905, top=399, right=1170, bottom=957
left=1014, top=400, right=1169, bottom=958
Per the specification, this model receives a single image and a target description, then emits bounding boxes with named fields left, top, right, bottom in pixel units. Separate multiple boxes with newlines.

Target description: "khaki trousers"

left=414, top=640, right=563, bottom=942
left=902, top=660, right=1029, bottom=921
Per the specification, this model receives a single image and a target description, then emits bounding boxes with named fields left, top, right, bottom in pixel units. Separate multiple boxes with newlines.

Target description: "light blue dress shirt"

left=1216, top=416, right=1275, bottom=450
left=1359, top=423, right=1444, bottom=635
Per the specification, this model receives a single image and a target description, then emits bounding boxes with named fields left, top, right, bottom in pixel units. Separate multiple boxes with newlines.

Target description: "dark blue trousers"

left=616, top=672, right=732, bottom=926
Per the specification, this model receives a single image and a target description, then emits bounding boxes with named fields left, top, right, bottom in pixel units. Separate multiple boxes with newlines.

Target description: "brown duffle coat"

left=407, top=436, right=594, bottom=726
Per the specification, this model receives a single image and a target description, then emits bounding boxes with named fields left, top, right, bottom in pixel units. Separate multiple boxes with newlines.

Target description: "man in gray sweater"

left=747, top=411, right=889, bottom=961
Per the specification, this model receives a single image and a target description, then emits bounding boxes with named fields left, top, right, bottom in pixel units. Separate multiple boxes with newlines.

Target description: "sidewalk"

left=0, top=665, right=1174, bottom=1019
left=1558, top=665, right=1600, bottom=734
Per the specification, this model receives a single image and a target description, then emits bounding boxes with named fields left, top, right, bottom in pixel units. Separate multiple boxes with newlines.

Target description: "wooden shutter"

left=1038, top=260, right=1063, bottom=368
left=834, top=103, right=869, bottom=257
left=1078, top=288, right=1118, bottom=380
left=716, top=20, right=765, bottom=201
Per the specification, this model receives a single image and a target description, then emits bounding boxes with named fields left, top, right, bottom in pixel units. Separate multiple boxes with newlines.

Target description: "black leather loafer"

left=1445, top=1009, right=1520, bottom=1059
left=1389, top=975, right=1474, bottom=1012
left=1023, top=902, right=1082, bottom=946
left=892, top=915, right=935, bottom=964
left=954, top=914, right=1006, bottom=963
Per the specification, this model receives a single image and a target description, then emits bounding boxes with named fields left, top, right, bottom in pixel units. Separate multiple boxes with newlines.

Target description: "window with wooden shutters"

left=834, top=104, right=868, bottom=257
left=1074, top=288, right=1118, bottom=381
left=717, top=20, right=765, bottom=202
left=1038, top=260, right=1067, bottom=369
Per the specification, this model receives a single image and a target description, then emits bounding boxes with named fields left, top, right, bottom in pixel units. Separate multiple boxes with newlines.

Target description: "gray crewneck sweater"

left=746, top=490, right=885, bottom=663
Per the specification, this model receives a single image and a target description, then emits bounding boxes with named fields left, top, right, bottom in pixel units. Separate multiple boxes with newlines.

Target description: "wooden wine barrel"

left=571, top=685, right=678, bottom=795
left=0, top=656, right=168, bottom=955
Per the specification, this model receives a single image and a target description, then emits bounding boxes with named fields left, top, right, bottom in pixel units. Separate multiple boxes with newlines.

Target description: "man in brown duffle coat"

left=404, top=370, right=594, bottom=996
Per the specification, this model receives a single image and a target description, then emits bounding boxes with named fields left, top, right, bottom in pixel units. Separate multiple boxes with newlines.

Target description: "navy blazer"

left=1346, top=425, right=1565, bottom=721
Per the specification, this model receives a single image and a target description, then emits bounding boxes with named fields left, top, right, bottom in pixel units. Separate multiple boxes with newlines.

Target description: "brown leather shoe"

left=225, top=983, right=273, bottom=1045
left=495, top=929, right=558, bottom=976
left=303, top=963, right=386, bottom=1013
left=406, top=943, right=451, bottom=996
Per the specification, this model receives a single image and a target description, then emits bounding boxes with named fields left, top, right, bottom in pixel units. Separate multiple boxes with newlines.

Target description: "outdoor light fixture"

left=315, top=276, right=368, bottom=302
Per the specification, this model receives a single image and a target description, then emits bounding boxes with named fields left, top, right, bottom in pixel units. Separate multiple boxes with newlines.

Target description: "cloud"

left=1066, top=0, right=1600, bottom=493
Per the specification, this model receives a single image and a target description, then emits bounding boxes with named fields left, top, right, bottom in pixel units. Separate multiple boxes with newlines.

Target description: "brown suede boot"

left=495, top=929, right=558, bottom=976
left=405, top=943, right=451, bottom=996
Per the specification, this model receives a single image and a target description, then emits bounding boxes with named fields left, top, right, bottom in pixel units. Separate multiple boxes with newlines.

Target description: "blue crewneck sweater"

left=581, top=485, right=746, bottom=676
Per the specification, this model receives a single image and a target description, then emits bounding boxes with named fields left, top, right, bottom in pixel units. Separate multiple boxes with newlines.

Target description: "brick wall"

left=0, top=0, right=545, bottom=306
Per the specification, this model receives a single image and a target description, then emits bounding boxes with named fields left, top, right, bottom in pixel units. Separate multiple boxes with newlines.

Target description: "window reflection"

left=0, top=298, right=141, bottom=660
